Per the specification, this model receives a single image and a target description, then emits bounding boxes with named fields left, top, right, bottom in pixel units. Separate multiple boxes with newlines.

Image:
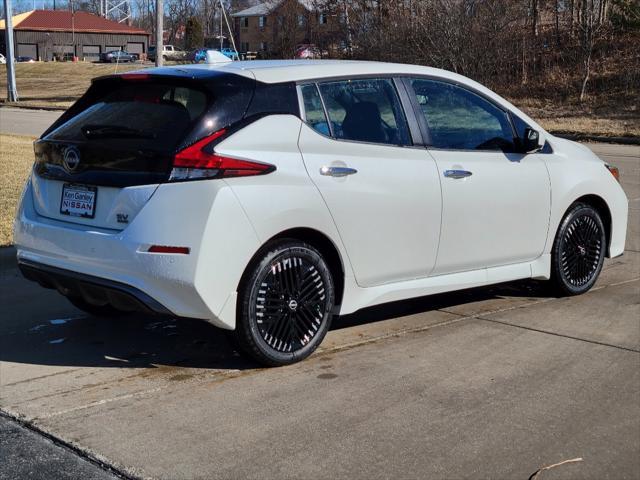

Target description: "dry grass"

left=0, top=62, right=143, bottom=109
left=514, top=97, right=640, bottom=138
left=0, top=134, right=36, bottom=246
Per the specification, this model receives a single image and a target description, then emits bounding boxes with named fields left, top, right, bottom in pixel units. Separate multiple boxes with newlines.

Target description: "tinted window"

left=47, top=82, right=208, bottom=152
left=300, top=84, right=330, bottom=136
left=317, top=78, right=411, bottom=146
left=410, top=79, right=515, bottom=151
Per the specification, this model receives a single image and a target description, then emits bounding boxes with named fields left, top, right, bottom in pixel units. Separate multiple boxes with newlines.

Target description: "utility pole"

left=155, top=0, right=163, bottom=67
left=3, top=0, right=19, bottom=102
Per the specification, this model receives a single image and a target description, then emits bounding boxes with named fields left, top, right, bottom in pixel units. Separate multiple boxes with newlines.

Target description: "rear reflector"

left=170, top=128, right=275, bottom=181
left=148, top=245, right=190, bottom=254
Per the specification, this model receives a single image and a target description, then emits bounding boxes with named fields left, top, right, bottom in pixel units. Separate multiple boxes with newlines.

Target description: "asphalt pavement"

left=0, top=413, right=119, bottom=480
left=0, top=107, right=62, bottom=137
left=0, top=138, right=638, bottom=479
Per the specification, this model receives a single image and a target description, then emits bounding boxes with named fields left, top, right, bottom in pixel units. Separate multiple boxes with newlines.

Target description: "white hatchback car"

left=15, top=60, right=628, bottom=365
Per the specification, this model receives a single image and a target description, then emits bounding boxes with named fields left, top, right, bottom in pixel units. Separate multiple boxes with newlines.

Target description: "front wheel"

left=235, top=240, right=335, bottom=366
left=550, top=202, right=606, bottom=296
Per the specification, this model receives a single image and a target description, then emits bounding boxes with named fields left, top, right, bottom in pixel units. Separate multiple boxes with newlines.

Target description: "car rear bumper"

left=14, top=176, right=261, bottom=329
left=19, top=259, right=172, bottom=315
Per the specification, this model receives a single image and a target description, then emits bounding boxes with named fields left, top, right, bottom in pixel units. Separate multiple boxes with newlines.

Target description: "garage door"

left=127, top=42, right=144, bottom=54
left=17, top=43, right=37, bottom=59
left=82, top=45, right=100, bottom=60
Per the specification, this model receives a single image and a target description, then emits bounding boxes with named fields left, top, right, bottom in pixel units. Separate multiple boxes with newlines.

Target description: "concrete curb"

left=552, top=132, right=640, bottom=146
left=0, top=246, right=17, bottom=271
left=0, top=104, right=66, bottom=112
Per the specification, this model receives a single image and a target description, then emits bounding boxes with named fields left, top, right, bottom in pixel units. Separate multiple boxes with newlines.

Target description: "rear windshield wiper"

left=82, top=124, right=156, bottom=139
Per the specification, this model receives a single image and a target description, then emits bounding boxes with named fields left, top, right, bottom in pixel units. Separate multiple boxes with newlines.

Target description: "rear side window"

left=46, top=82, right=209, bottom=152
left=300, top=84, right=330, bottom=136
left=410, top=79, right=515, bottom=151
left=316, top=78, right=411, bottom=146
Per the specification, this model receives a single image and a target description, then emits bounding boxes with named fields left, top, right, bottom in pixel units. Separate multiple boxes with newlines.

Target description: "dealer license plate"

left=60, top=183, right=97, bottom=218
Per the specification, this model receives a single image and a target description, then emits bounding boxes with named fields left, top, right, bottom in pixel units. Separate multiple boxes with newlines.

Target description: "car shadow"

left=336, top=279, right=550, bottom=329
left=0, top=280, right=552, bottom=371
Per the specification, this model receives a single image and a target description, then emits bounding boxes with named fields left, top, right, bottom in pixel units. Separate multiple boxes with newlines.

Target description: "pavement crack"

left=2, top=368, right=83, bottom=387
left=35, top=386, right=167, bottom=420
left=0, top=409, right=141, bottom=480
left=476, top=317, right=640, bottom=353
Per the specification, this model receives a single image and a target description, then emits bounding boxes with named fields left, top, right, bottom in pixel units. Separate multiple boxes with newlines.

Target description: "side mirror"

left=521, top=127, right=543, bottom=153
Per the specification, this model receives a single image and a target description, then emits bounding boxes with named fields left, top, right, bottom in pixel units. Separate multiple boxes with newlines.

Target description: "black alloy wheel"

left=235, top=240, right=335, bottom=366
left=551, top=202, right=606, bottom=295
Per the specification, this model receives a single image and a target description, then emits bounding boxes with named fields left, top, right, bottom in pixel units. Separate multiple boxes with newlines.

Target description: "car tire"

left=162, top=55, right=168, bottom=61
left=234, top=239, right=335, bottom=367
left=550, top=202, right=606, bottom=296
left=67, top=296, right=125, bottom=318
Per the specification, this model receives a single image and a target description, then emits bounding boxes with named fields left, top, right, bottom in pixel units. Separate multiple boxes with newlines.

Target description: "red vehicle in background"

left=294, top=44, right=321, bottom=59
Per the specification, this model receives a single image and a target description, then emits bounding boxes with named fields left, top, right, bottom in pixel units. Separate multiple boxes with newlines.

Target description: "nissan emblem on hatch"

left=62, top=146, right=81, bottom=173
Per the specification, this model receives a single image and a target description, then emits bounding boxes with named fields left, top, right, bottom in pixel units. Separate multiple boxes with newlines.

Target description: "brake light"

left=169, top=129, right=275, bottom=181
left=121, top=73, right=150, bottom=81
left=605, top=164, right=620, bottom=182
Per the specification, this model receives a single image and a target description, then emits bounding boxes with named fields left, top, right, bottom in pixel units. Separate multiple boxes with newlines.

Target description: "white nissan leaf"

left=14, top=60, right=628, bottom=366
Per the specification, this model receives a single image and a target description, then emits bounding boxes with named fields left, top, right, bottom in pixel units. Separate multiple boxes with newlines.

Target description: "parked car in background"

left=148, top=45, right=186, bottom=62
left=295, top=44, right=321, bottom=59
left=99, top=50, right=137, bottom=63
left=220, top=47, right=239, bottom=61
left=188, top=48, right=209, bottom=63
left=14, top=60, right=628, bottom=367
left=188, top=48, right=238, bottom=63
left=16, top=56, right=36, bottom=63
left=0, top=53, right=6, bottom=64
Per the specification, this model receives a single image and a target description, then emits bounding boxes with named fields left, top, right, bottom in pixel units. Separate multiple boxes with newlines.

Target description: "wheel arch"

left=237, top=227, right=346, bottom=308
left=567, top=194, right=613, bottom=256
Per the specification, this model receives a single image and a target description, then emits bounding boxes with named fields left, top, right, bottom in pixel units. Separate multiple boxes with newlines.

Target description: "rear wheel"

left=550, top=202, right=606, bottom=296
left=67, top=296, right=124, bottom=318
left=235, top=240, right=335, bottom=366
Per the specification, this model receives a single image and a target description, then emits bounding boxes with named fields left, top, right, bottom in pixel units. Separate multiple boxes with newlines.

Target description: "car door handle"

left=444, top=169, right=473, bottom=179
left=320, top=166, right=358, bottom=177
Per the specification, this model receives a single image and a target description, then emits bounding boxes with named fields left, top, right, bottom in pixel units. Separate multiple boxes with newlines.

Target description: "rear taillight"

left=605, top=164, right=620, bottom=183
left=169, top=128, right=275, bottom=182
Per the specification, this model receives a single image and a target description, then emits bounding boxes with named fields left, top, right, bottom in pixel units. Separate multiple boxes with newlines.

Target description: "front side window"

left=241, top=17, right=249, bottom=28
left=316, top=78, right=411, bottom=146
left=410, top=79, right=515, bottom=151
left=319, top=13, right=328, bottom=24
left=259, top=16, right=266, bottom=27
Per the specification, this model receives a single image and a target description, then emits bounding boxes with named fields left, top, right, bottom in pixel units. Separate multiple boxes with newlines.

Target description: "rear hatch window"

left=50, top=84, right=207, bottom=151
left=35, top=73, right=254, bottom=188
